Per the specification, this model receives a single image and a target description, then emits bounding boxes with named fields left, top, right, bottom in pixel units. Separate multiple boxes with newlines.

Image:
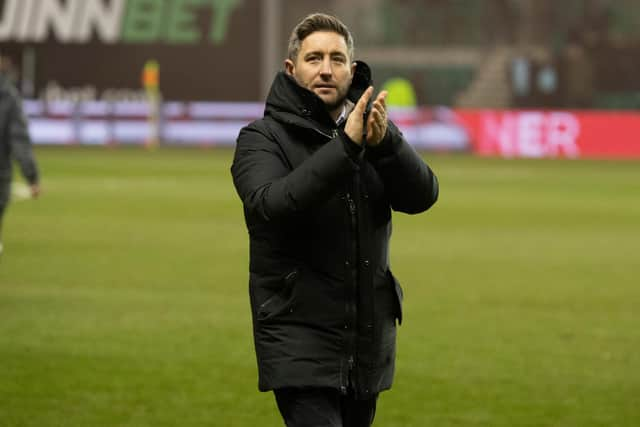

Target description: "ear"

left=349, top=61, right=356, bottom=84
left=284, top=59, right=295, bottom=76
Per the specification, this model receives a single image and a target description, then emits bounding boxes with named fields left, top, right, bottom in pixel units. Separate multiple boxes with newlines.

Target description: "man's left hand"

left=365, top=90, right=388, bottom=147
left=30, top=184, right=41, bottom=198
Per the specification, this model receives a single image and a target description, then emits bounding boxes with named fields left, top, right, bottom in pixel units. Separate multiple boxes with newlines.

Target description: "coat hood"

left=264, top=60, right=373, bottom=127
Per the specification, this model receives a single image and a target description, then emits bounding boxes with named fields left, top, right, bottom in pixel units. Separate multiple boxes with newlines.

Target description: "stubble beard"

left=324, top=95, right=346, bottom=112
left=321, top=88, right=348, bottom=116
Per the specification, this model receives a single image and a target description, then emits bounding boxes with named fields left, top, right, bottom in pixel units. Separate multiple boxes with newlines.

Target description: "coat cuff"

left=26, top=172, right=39, bottom=185
left=366, top=128, right=399, bottom=160
left=338, top=128, right=365, bottom=164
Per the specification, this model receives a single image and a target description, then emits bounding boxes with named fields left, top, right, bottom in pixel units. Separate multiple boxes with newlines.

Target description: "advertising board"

left=23, top=100, right=640, bottom=159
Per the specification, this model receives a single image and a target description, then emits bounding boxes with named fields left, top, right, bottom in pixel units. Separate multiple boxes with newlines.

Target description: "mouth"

left=314, top=84, right=336, bottom=90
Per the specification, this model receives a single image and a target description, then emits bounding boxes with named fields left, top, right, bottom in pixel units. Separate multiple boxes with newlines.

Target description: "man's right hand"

left=30, top=184, right=41, bottom=199
left=344, top=86, right=374, bottom=144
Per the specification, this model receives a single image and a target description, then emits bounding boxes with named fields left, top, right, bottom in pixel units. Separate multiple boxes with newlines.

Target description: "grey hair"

left=287, top=13, right=354, bottom=62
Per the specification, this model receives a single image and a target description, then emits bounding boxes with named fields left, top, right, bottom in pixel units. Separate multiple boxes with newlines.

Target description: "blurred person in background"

left=561, top=28, right=595, bottom=109
left=0, top=54, right=41, bottom=256
left=231, top=13, right=438, bottom=427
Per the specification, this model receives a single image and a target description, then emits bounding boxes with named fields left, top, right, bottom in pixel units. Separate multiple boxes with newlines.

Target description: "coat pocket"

left=257, top=269, right=298, bottom=321
left=388, top=270, right=404, bottom=325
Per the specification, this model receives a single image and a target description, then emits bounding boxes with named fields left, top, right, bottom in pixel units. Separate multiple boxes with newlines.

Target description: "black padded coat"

left=231, top=62, right=439, bottom=399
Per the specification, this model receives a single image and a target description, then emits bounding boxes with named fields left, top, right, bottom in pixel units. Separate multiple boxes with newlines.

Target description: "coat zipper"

left=344, top=190, right=359, bottom=393
left=311, top=127, right=333, bottom=140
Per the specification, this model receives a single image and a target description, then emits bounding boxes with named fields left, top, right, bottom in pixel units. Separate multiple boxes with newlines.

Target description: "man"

left=0, top=55, right=41, bottom=255
left=231, top=13, right=438, bottom=426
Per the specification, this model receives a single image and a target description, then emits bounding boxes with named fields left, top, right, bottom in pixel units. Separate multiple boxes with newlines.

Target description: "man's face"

left=285, top=31, right=355, bottom=112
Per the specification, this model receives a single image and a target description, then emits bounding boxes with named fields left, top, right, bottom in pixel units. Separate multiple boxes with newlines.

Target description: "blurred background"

left=1, top=1, right=639, bottom=426
left=1, top=0, right=639, bottom=155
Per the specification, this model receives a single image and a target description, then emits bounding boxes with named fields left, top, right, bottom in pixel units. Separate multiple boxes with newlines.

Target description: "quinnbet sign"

left=0, top=0, right=262, bottom=101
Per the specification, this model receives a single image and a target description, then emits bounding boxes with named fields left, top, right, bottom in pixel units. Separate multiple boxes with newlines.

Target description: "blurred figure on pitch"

left=0, top=54, right=41, bottom=256
left=141, top=59, right=161, bottom=149
left=231, top=13, right=439, bottom=426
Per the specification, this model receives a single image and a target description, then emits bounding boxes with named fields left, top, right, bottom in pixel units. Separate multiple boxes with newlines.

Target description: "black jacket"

left=0, top=74, right=39, bottom=185
left=231, top=62, right=438, bottom=399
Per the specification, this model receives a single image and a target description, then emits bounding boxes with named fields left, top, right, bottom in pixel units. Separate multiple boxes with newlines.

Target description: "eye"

left=332, top=55, right=347, bottom=64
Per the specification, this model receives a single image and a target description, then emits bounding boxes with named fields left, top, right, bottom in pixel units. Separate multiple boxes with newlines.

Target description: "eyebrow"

left=304, top=50, right=347, bottom=58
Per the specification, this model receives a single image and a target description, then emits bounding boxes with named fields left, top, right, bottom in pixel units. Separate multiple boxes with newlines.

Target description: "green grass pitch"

left=1, top=146, right=639, bottom=426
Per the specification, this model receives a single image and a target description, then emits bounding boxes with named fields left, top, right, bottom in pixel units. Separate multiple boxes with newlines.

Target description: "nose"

left=319, top=57, right=332, bottom=78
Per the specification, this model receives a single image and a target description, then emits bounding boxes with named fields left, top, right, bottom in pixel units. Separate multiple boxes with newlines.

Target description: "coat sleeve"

left=8, top=86, right=39, bottom=184
left=366, top=122, right=438, bottom=214
left=231, top=123, right=360, bottom=222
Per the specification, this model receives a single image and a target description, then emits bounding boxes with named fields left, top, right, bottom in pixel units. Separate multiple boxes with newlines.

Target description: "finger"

left=370, top=121, right=381, bottom=138
left=369, top=110, right=383, bottom=129
left=370, top=108, right=383, bottom=125
left=367, top=121, right=382, bottom=144
left=366, top=110, right=376, bottom=131
left=375, top=90, right=388, bottom=104
left=374, top=91, right=388, bottom=110
left=374, top=123, right=384, bottom=141
left=372, top=93, right=387, bottom=110
left=371, top=101, right=385, bottom=120
left=355, top=86, right=374, bottom=115
left=367, top=108, right=380, bottom=124
left=370, top=109, right=386, bottom=130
